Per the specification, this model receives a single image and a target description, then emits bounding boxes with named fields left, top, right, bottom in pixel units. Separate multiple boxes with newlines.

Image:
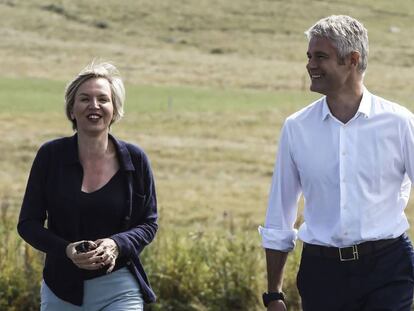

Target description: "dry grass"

left=2, top=1, right=414, bottom=309
left=1, top=0, right=413, bottom=96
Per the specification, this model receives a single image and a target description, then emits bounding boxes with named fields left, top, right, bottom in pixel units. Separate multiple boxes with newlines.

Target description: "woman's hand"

left=66, top=238, right=119, bottom=273
left=66, top=240, right=104, bottom=270
left=94, top=238, right=119, bottom=273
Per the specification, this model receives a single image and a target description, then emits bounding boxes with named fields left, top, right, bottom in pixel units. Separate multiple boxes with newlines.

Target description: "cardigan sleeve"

left=111, top=148, right=158, bottom=257
left=17, top=144, right=69, bottom=257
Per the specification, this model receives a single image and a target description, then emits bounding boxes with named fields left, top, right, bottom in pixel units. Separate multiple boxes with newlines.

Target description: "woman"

left=17, top=61, right=158, bottom=310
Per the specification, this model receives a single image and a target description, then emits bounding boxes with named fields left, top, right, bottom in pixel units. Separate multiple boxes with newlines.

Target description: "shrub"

left=142, top=228, right=302, bottom=310
left=1, top=195, right=301, bottom=310
left=0, top=197, right=43, bottom=311
left=142, top=229, right=262, bottom=311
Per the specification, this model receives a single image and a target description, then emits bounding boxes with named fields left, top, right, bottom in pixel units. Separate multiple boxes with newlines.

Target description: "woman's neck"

left=77, top=131, right=112, bottom=164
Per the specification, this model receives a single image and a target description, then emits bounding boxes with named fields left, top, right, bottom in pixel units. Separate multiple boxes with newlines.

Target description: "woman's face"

left=71, top=78, right=114, bottom=136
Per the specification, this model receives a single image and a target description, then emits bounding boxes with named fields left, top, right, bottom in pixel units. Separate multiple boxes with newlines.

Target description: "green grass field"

left=0, top=77, right=314, bottom=228
left=2, top=77, right=414, bottom=310
left=2, top=0, right=414, bottom=309
left=2, top=76, right=414, bottom=232
left=1, top=77, right=312, bottom=310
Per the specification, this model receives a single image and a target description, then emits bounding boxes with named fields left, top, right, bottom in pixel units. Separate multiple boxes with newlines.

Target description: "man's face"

left=306, top=36, right=351, bottom=96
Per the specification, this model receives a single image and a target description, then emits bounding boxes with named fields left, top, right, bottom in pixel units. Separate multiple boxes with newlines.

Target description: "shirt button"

left=341, top=151, right=346, bottom=156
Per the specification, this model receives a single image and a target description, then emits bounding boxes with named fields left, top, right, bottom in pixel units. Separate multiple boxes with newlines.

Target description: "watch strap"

left=262, top=292, right=285, bottom=307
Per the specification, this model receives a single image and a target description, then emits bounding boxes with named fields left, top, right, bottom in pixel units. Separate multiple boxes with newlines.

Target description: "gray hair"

left=64, top=61, right=125, bottom=130
left=305, top=15, right=369, bottom=72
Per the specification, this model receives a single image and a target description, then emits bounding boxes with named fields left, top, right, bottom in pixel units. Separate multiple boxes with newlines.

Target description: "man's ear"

left=349, top=51, right=360, bottom=68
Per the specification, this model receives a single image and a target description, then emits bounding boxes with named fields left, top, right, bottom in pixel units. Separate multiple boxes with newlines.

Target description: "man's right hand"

left=267, top=300, right=287, bottom=311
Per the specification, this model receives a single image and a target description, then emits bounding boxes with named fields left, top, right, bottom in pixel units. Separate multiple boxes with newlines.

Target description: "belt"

left=303, top=236, right=401, bottom=262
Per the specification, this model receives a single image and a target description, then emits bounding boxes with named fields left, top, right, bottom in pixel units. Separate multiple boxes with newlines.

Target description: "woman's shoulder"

left=125, top=142, right=146, bottom=156
left=29, top=136, right=76, bottom=167
left=125, top=142, right=151, bottom=166
left=34, top=136, right=76, bottom=163
left=112, top=135, right=145, bottom=157
left=38, top=135, right=75, bottom=153
left=111, top=135, right=151, bottom=167
left=40, top=135, right=73, bottom=147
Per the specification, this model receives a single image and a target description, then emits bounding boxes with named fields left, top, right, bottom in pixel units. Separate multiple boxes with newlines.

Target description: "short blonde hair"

left=65, top=61, right=125, bottom=130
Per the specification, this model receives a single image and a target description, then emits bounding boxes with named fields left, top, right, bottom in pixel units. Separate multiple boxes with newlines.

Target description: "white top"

left=259, top=88, right=414, bottom=251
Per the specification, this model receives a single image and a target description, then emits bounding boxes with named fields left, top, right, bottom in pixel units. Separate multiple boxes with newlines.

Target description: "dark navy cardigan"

left=17, top=134, right=158, bottom=306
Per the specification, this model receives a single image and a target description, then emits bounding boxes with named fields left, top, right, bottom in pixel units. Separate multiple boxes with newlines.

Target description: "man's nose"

left=307, top=58, right=317, bottom=70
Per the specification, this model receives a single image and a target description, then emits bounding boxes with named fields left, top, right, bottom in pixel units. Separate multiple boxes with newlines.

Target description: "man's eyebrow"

left=307, top=51, right=329, bottom=57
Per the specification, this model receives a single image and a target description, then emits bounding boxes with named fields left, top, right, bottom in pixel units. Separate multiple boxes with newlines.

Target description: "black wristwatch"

left=262, top=292, right=285, bottom=307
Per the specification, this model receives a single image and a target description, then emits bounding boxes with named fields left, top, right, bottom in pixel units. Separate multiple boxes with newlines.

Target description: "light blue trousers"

left=40, top=267, right=144, bottom=311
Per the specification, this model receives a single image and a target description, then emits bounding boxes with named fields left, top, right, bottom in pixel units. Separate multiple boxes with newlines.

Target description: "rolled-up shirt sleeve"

left=402, top=114, right=414, bottom=183
left=259, top=119, right=301, bottom=251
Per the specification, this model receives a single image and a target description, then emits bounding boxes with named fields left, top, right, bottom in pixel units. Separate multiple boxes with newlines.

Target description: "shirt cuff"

left=110, top=234, right=129, bottom=258
left=258, top=226, right=297, bottom=252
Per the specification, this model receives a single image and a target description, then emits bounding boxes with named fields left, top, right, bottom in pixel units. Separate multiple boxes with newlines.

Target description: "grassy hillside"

left=0, top=78, right=309, bottom=310
left=0, top=77, right=312, bottom=228
left=1, top=0, right=414, bottom=98
left=1, top=1, right=414, bottom=309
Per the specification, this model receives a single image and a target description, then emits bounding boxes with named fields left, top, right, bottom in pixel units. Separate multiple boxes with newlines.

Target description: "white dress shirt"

left=259, top=88, right=414, bottom=251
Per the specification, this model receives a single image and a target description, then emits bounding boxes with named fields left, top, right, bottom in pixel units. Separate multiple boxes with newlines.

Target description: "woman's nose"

left=90, top=98, right=100, bottom=108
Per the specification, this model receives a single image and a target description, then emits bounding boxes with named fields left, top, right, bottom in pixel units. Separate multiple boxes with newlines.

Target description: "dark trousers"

left=297, top=234, right=414, bottom=311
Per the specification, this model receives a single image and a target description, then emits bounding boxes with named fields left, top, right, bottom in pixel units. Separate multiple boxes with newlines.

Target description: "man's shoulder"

left=371, top=95, right=414, bottom=124
left=371, top=93, right=413, bottom=120
left=285, top=97, right=325, bottom=124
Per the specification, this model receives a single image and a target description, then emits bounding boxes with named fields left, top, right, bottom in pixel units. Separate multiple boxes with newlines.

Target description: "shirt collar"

left=111, top=134, right=135, bottom=171
left=321, top=97, right=331, bottom=121
left=358, top=87, right=372, bottom=118
left=321, top=87, right=372, bottom=121
left=63, top=133, right=135, bottom=171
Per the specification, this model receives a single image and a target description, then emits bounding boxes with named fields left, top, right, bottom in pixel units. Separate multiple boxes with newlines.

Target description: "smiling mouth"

left=87, top=114, right=102, bottom=120
left=310, top=74, right=322, bottom=79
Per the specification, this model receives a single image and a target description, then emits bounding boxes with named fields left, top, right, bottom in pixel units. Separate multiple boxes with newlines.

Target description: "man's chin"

left=309, top=84, right=325, bottom=95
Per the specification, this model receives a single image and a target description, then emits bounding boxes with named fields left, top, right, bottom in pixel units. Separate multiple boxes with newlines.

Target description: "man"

left=259, top=15, right=414, bottom=310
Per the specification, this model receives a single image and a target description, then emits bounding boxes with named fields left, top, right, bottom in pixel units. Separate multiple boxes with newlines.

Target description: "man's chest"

left=290, top=118, right=405, bottom=188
